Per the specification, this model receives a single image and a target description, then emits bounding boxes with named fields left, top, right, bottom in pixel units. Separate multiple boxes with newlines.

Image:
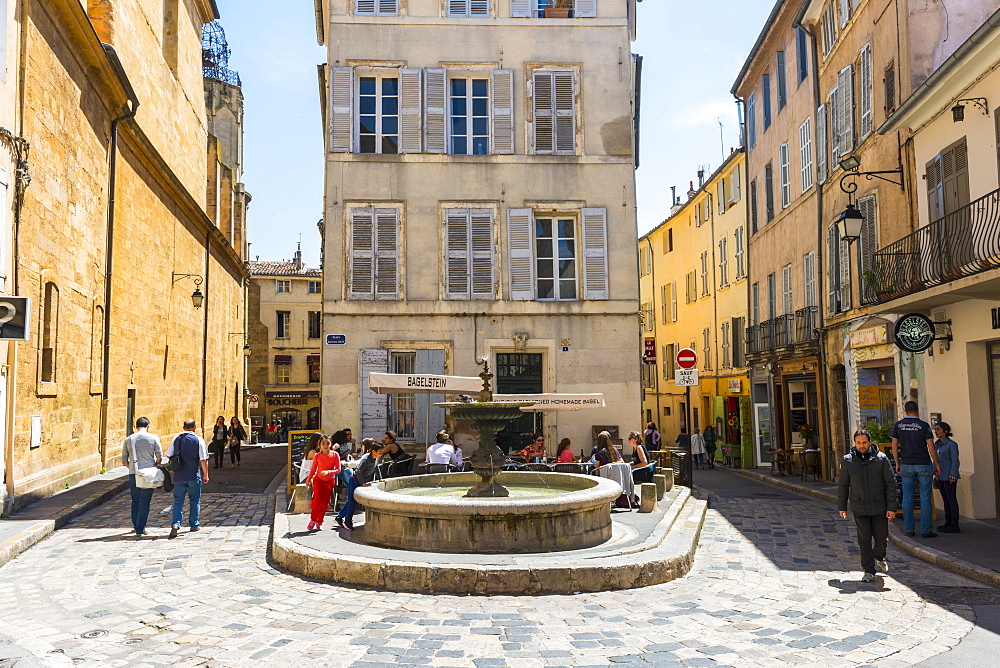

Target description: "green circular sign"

left=893, top=313, right=935, bottom=353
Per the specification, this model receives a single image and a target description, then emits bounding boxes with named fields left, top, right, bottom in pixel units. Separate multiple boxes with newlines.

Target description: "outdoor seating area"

left=768, top=447, right=821, bottom=480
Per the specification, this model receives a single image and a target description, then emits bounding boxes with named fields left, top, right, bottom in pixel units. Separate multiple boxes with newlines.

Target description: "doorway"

left=495, top=352, right=543, bottom=453
left=988, top=342, right=1000, bottom=516
left=126, top=388, right=136, bottom=437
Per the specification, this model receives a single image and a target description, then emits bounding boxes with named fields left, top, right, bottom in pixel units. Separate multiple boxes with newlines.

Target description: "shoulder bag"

left=131, top=436, right=164, bottom=489
left=168, top=435, right=187, bottom=472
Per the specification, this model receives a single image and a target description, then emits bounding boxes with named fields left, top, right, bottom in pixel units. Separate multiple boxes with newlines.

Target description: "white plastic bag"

left=135, top=466, right=164, bottom=489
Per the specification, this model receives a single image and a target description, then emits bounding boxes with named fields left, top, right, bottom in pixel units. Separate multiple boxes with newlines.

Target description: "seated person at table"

left=555, top=438, right=576, bottom=463
left=592, top=431, right=623, bottom=469
left=381, top=431, right=409, bottom=461
left=335, top=442, right=388, bottom=531
left=426, top=431, right=459, bottom=467
left=515, top=433, right=546, bottom=461
left=628, top=430, right=655, bottom=483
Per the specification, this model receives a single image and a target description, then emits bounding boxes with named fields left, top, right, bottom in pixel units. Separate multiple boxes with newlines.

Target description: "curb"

left=728, top=468, right=1000, bottom=589
left=0, top=478, right=129, bottom=569
left=271, top=486, right=707, bottom=595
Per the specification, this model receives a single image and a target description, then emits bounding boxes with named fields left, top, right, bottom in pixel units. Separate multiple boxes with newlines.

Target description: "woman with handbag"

left=210, top=416, right=228, bottom=469
left=229, top=416, right=247, bottom=468
left=121, top=417, right=164, bottom=537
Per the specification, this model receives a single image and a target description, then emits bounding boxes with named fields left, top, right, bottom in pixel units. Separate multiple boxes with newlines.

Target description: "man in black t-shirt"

left=890, top=401, right=940, bottom=538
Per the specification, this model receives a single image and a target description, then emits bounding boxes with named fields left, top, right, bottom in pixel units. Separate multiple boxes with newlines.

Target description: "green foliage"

left=865, top=421, right=893, bottom=443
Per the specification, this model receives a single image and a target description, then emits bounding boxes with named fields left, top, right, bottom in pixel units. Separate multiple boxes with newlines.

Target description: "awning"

left=367, top=372, right=483, bottom=395
left=274, top=354, right=292, bottom=364
left=493, top=393, right=606, bottom=412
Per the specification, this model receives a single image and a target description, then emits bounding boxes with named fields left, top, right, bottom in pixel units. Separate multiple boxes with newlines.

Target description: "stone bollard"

left=293, top=484, right=311, bottom=514
left=652, top=474, right=666, bottom=501
left=638, top=483, right=657, bottom=513
left=662, top=468, right=674, bottom=492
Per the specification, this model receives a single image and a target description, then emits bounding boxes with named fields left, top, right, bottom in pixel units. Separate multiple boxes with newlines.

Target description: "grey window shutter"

left=507, top=208, right=534, bottom=300
left=356, top=0, right=376, bottom=16
left=424, top=68, right=447, bottom=154
left=942, top=139, right=970, bottom=214
left=532, top=71, right=554, bottom=154
left=470, top=209, right=495, bottom=299
left=839, top=229, right=852, bottom=310
left=350, top=208, right=375, bottom=300
left=838, top=65, right=854, bottom=154
left=581, top=208, right=609, bottom=300
left=554, top=72, right=576, bottom=154
left=816, top=104, right=828, bottom=182
left=359, top=348, right=389, bottom=441
left=491, top=69, right=514, bottom=154
left=510, top=0, right=532, bottom=18
left=399, top=69, right=423, bottom=153
left=470, top=0, right=490, bottom=17
left=445, top=209, right=470, bottom=299
left=575, top=0, right=597, bottom=17
left=859, top=43, right=872, bottom=139
left=926, top=155, right=943, bottom=223
left=330, top=66, right=354, bottom=153
left=378, top=0, right=400, bottom=15
left=829, top=87, right=841, bottom=166
left=838, top=0, right=849, bottom=28
left=374, top=209, right=400, bottom=300
left=857, top=195, right=877, bottom=300
left=827, top=225, right=838, bottom=314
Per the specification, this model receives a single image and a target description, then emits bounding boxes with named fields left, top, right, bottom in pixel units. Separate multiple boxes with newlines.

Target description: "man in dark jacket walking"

left=838, top=429, right=897, bottom=582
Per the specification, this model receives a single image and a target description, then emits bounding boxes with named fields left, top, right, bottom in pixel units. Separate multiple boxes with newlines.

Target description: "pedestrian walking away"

left=691, top=428, right=707, bottom=469
left=934, top=422, right=962, bottom=533
left=229, top=416, right=247, bottom=468
left=335, top=442, right=388, bottom=531
left=306, top=435, right=341, bottom=531
left=210, top=415, right=228, bottom=469
left=838, top=429, right=897, bottom=583
left=121, top=417, right=163, bottom=537
left=703, top=425, right=718, bottom=468
left=166, top=419, right=210, bottom=538
left=891, top=401, right=941, bottom=538
left=644, top=422, right=661, bottom=449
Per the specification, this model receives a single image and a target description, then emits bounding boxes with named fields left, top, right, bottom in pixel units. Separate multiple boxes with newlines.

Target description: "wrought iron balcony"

left=865, top=187, right=1000, bottom=305
left=794, top=306, right=818, bottom=344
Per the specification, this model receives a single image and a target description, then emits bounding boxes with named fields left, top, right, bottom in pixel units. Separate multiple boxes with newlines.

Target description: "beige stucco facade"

left=318, top=1, right=642, bottom=455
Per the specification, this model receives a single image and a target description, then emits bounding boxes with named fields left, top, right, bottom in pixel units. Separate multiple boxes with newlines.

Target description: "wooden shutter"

left=857, top=195, right=877, bottom=293
left=942, top=139, right=970, bottom=215
left=575, top=0, right=598, bottom=17
left=782, top=265, right=792, bottom=315
left=424, top=68, right=447, bottom=154
left=378, top=0, right=399, bottom=15
left=349, top=208, right=375, bottom=300
left=838, top=65, right=854, bottom=154
left=779, top=143, right=790, bottom=208
left=330, top=66, right=354, bottom=153
left=552, top=71, right=575, bottom=153
left=838, top=0, right=849, bottom=28
left=827, top=225, right=838, bottom=314
left=816, top=104, right=828, bottom=182
left=718, top=180, right=726, bottom=214
left=731, top=165, right=741, bottom=202
left=470, top=0, right=490, bottom=16
left=491, top=69, right=514, bottom=155
left=510, top=0, right=532, bottom=18
left=926, top=155, right=943, bottom=223
left=799, top=118, right=813, bottom=192
left=445, top=209, right=470, bottom=299
left=448, top=0, right=469, bottom=16
left=399, top=69, right=422, bottom=153
left=829, top=87, right=841, bottom=165
left=374, top=209, right=399, bottom=300
left=840, top=227, right=852, bottom=310
left=470, top=209, right=495, bottom=299
left=507, top=208, right=534, bottom=300
left=859, top=43, right=872, bottom=139
left=670, top=282, right=677, bottom=321
left=803, top=251, right=816, bottom=308
left=359, top=348, right=389, bottom=440
left=532, top=71, right=554, bottom=154
left=996, top=106, right=1000, bottom=185
left=356, top=0, right=376, bottom=15
left=582, top=208, right=609, bottom=300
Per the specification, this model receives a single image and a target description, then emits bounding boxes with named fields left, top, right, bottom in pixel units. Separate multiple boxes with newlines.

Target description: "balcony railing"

left=794, top=306, right=817, bottom=344
left=866, top=187, right=1000, bottom=305
left=745, top=307, right=818, bottom=357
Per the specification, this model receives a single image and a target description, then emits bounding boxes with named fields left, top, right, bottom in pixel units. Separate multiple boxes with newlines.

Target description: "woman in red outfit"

left=305, top=435, right=341, bottom=531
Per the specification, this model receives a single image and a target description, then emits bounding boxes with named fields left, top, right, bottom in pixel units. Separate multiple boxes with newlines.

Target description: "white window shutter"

left=575, top=0, right=597, bottom=17
left=532, top=71, right=554, bottom=154
left=445, top=209, right=470, bottom=299
left=829, top=87, right=841, bottom=165
left=827, top=225, right=838, bottom=314
left=799, top=118, right=813, bottom=192
left=838, top=0, right=849, bottom=28
left=356, top=0, right=376, bottom=16
left=554, top=72, right=576, bottom=154
left=858, top=194, right=877, bottom=284
left=816, top=104, right=828, bottom=182
left=581, top=208, right=609, bottom=300
left=448, top=0, right=470, bottom=16
left=374, top=209, right=399, bottom=300
left=470, top=0, right=490, bottom=17
left=330, top=67, right=354, bottom=153
left=859, top=43, right=872, bottom=139
left=378, top=0, right=400, bottom=16
left=731, top=166, right=741, bottom=202
left=470, top=209, right=495, bottom=299
left=359, top=348, right=389, bottom=440
left=670, top=283, right=677, bottom=321
left=399, top=69, right=422, bottom=153
left=491, top=69, right=514, bottom=155
left=510, top=0, right=532, bottom=18
left=839, top=229, right=852, bottom=310
left=350, top=208, right=375, bottom=300
left=507, top=209, right=534, bottom=300
left=838, top=65, right=854, bottom=154
left=424, top=68, right=447, bottom=154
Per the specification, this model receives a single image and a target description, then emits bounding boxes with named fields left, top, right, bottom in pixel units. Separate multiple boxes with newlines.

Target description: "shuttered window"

left=718, top=179, right=727, bottom=214
left=762, top=73, right=772, bottom=129
left=859, top=43, right=873, bottom=140
left=827, top=224, right=851, bottom=313
left=670, top=283, right=678, bottom=322
left=448, top=0, right=490, bottom=17
left=776, top=51, right=787, bottom=110
left=749, top=179, right=759, bottom=233
left=803, top=250, right=816, bottom=308
left=531, top=70, right=576, bottom=155
left=329, top=66, right=354, bottom=152
left=491, top=69, right=514, bottom=154
left=701, top=251, right=709, bottom=296
left=857, top=195, right=877, bottom=302
left=721, top=321, right=731, bottom=368
left=356, top=0, right=399, bottom=16
left=837, top=65, right=854, bottom=155
left=829, top=85, right=841, bottom=166
left=399, top=69, right=422, bottom=153
left=779, top=143, right=791, bottom=208
left=660, top=284, right=668, bottom=323
left=747, top=92, right=756, bottom=149
left=799, top=117, right=813, bottom=192
left=796, top=26, right=809, bottom=83
left=507, top=208, right=534, bottom=300
left=816, top=104, right=828, bottom=182
left=735, top=226, right=746, bottom=279
left=782, top=264, right=793, bottom=315
left=838, top=0, right=851, bottom=28
left=821, top=2, right=837, bottom=57
left=581, top=208, right=609, bottom=300
left=766, top=273, right=776, bottom=320
left=349, top=207, right=400, bottom=300
left=730, top=166, right=741, bottom=202
left=719, top=238, right=729, bottom=287
left=703, top=329, right=712, bottom=371
left=445, top=209, right=495, bottom=300
left=884, top=62, right=896, bottom=115
left=510, top=0, right=532, bottom=17
left=926, top=138, right=970, bottom=222
left=764, top=162, right=775, bottom=221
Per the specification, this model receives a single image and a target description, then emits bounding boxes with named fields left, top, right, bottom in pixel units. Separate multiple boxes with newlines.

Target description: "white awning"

left=367, top=372, right=483, bottom=395
left=493, top=393, right=606, bottom=412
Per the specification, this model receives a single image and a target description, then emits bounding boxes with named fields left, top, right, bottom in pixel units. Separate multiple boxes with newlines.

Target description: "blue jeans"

left=337, top=468, right=352, bottom=488
left=337, top=477, right=360, bottom=520
left=900, top=464, right=935, bottom=534
left=172, top=479, right=203, bottom=529
left=128, top=474, right=154, bottom=534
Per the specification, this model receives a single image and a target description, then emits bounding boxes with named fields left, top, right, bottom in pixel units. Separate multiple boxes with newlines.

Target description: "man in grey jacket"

left=121, top=417, right=163, bottom=537
left=838, top=429, right=897, bottom=582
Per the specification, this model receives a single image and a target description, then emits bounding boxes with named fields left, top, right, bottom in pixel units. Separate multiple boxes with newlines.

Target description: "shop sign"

left=266, top=391, right=319, bottom=406
left=893, top=313, right=935, bottom=353
left=849, top=324, right=888, bottom=349
left=992, top=307, right=1000, bottom=330
left=727, top=379, right=742, bottom=393
left=858, top=385, right=880, bottom=410
left=643, top=337, right=656, bottom=364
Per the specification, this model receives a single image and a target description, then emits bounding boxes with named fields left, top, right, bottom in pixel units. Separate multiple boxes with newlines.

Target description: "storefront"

left=707, top=377, right=751, bottom=467
left=266, top=391, right=321, bottom=431
left=750, top=357, right=827, bottom=476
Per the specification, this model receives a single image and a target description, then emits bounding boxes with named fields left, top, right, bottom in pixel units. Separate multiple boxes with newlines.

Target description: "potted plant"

left=797, top=424, right=814, bottom=446
left=865, top=421, right=893, bottom=454
left=544, top=0, right=573, bottom=18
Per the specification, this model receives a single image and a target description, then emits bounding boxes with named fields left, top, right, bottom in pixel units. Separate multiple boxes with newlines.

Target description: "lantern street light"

left=172, top=273, right=205, bottom=308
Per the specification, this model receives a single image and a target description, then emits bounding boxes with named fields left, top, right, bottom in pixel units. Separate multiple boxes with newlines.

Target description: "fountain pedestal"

left=465, top=417, right=513, bottom=497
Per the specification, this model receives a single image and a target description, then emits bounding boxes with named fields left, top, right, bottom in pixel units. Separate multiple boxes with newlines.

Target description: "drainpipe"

left=201, top=230, right=211, bottom=438
left=643, top=237, right=660, bottom=422
left=99, top=44, right=140, bottom=467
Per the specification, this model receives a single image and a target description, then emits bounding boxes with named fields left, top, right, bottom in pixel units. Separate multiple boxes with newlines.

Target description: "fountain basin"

left=354, top=472, right=621, bottom=553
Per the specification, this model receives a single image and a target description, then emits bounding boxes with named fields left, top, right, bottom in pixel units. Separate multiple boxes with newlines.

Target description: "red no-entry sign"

left=676, top=347, right=698, bottom=369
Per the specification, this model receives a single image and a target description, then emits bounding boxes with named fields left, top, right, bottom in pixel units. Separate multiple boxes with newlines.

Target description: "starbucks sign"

left=893, top=313, right=935, bottom=353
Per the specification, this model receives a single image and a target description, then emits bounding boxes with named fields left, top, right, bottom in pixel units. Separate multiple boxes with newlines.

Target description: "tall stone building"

left=316, top=1, right=643, bottom=454
left=2, top=1, right=249, bottom=511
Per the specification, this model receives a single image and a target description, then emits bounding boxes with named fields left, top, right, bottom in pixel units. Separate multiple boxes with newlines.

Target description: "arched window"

left=40, top=282, right=59, bottom=383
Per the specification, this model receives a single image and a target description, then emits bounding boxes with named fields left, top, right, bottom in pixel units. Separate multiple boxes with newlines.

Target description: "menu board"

left=287, top=430, right=315, bottom=494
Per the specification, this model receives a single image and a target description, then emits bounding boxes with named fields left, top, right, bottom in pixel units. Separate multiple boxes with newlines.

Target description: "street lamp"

left=834, top=203, right=865, bottom=246
left=243, top=343, right=251, bottom=357
left=172, top=273, right=205, bottom=308
left=951, top=97, right=988, bottom=123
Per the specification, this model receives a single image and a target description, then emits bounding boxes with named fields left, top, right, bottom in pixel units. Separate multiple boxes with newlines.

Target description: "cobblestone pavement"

left=0, top=470, right=992, bottom=667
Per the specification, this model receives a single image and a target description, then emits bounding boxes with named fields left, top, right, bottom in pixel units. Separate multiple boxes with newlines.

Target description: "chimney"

left=697, top=168, right=705, bottom=187
left=687, top=181, right=696, bottom=200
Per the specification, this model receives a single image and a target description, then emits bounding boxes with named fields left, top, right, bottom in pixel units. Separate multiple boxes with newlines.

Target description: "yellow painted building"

left=639, top=151, right=751, bottom=464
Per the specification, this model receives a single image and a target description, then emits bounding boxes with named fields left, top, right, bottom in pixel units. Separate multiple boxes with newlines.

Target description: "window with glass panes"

left=308, top=280, right=321, bottom=293
left=276, top=363, right=290, bottom=384
left=535, top=217, right=577, bottom=300
left=358, top=76, right=399, bottom=154
left=450, top=78, right=489, bottom=155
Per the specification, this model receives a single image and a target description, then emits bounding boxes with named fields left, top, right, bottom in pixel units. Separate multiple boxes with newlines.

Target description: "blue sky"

left=217, top=0, right=776, bottom=268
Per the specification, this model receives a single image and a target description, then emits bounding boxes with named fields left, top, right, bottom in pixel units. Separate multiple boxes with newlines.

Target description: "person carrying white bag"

left=121, top=417, right=164, bottom=537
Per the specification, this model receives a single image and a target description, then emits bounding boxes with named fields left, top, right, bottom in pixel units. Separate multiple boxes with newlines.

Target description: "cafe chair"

left=801, top=450, right=821, bottom=481
left=425, top=463, right=450, bottom=474
left=522, top=463, right=552, bottom=472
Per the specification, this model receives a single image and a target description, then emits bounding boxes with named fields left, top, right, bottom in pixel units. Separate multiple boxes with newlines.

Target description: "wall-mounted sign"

left=675, top=368, right=699, bottom=386
left=0, top=297, right=31, bottom=341
left=992, top=307, right=1000, bottom=330
left=326, top=334, right=346, bottom=345
left=727, top=379, right=742, bottom=393
left=643, top=337, right=656, bottom=364
left=849, top=324, right=888, bottom=349
left=893, top=313, right=935, bottom=353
